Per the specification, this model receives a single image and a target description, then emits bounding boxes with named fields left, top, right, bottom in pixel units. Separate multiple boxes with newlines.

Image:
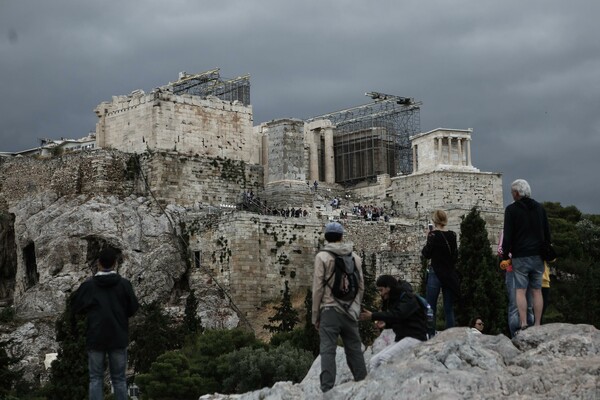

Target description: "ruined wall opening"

left=0, top=212, right=17, bottom=305
left=23, top=242, right=39, bottom=289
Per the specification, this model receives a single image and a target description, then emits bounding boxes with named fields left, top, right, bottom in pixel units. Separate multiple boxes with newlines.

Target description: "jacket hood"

left=519, top=197, right=539, bottom=210
left=322, top=241, right=354, bottom=255
left=93, top=273, right=121, bottom=287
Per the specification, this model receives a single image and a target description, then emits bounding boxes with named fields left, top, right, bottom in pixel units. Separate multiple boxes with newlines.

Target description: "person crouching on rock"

left=359, top=275, right=427, bottom=371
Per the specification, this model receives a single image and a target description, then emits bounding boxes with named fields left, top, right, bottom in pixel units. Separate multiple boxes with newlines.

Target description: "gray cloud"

left=1, top=0, right=599, bottom=213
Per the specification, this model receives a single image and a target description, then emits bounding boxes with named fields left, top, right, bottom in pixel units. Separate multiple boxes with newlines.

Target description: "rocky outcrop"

left=0, top=191, right=237, bottom=383
left=200, top=323, right=600, bottom=399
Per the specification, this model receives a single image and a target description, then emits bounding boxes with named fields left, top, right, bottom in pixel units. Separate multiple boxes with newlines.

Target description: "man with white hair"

left=500, top=179, right=551, bottom=334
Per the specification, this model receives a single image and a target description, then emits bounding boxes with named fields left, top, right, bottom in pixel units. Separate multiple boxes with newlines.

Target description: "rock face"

left=200, top=323, right=600, bottom=400
left=0, top=192, right=237, bottom=383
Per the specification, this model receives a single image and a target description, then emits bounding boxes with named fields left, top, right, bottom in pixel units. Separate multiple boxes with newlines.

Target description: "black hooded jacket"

left=71, top=272, right=139, bottom=351
left=501, top=197, right=551, bottom=260
left=371, top=286, right=427, bottom=342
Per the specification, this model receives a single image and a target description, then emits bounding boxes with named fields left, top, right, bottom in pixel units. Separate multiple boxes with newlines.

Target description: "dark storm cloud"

left=1, top=0, right=599, bottom=213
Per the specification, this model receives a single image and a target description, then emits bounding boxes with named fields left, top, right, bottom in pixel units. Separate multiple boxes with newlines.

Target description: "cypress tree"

left=182, top=290, right=203, bottom=337
left=263, top=280, right=300, bottom=333
left=129, top=301, right=181, bottom=374
left=359, top=251, right=378, bottom=346
left=43, top=296, right=88, bottom=400
left=456, top=207, right=507, bottom=334
left=301, top=288, right=320, bottom=357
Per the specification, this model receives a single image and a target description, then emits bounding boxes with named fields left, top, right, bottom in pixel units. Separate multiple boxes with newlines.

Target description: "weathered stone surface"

left=200, top=324, right=600, bottom=399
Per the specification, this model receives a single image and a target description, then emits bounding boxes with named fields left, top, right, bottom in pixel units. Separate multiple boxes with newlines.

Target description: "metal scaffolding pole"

left=169, top=68, right=251, bottom=106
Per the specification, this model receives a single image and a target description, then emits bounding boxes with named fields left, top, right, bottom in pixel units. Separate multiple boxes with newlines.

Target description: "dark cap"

left=324, top=221, right=344, bottom=235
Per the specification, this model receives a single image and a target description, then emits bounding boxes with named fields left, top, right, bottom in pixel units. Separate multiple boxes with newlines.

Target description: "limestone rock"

left=200, top=323, right=600, bottom=399
left=2, top=192, right=236, bottom=383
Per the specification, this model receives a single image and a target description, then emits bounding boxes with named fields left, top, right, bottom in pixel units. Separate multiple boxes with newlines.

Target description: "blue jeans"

left=505, top=271, right=534, bottom=337
left=425, top=269, right=455, bottom=337
left=88, top=348, right=128, bottom=400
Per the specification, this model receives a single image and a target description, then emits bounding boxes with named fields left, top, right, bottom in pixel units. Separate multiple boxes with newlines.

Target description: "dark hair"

left=469, top=316, right=483, bottom=328
left=375, top=275, right=398, bottom=289
left=98, top=248, right=120, bottom=270
left=324, top=232, right=343, bottom=243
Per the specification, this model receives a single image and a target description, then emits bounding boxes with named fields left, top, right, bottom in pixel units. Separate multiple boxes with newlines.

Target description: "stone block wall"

left=0, top=151, right=136, bottom=209
left=140, top=152, right=264, bottom=207
left=387, top=170, right=505, bottom=246
left=188, top=213, right=427, bottom=317
left=95, top=91, right=260, bottom=163
left=263, top=119, right=307, bottom=184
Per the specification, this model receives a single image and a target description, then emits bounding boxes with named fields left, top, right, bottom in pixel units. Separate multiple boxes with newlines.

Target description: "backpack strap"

left=321, top=250, right=337, bottom=289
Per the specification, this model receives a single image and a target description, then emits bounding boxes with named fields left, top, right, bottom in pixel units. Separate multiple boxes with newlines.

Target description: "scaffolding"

left=169, top=68, right=251, bottom=106
left=307, top=93, right=421, bottom=185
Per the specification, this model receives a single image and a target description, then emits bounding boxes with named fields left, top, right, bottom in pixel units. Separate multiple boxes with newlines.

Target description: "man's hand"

left=314, top=321, right=320, bottom=331
left=359, top=310, right=372, bottom=321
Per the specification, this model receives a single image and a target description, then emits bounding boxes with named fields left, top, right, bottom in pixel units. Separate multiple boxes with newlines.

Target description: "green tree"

left=182, top=290, right=203, bottom=337
left=263, top=280, right=299, bottom=333
left=136, top=351, right=206, bottom=400
left=183, top=328, right=265, bottom=395
left=358, top=251, right=378, bottom=346
left=43, top=297, right=88, bottom=400
left=456, top=207, right=507, bottom=334
left=130, top=301, right=181, bottom=374
left=0, top=339, right=20, bottom=399
left=547, top=205, right=600, bottom=327
left=217, top=342, right=313, bottom=394
left=270, top=289, right=319, bottom=357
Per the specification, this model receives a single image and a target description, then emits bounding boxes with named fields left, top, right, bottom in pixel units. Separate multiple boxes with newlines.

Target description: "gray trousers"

left=319, top=307, right=367, bottom=392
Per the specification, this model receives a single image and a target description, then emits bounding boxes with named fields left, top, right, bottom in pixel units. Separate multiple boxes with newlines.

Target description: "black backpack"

left=323, top=250, right=360, bottom=303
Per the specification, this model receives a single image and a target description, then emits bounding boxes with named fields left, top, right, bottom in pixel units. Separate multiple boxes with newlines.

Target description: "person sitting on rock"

left=359, top=275, right=427, bottom=371
left=470, top=316, right=484, bottom=333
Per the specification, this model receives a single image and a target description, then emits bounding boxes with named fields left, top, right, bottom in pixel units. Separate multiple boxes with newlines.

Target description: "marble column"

left=324, top=126, right=335, bottom=183
left=412, top=145, right=417, bottom=172
left=458, top=138, right=463, bottom=166
left=309, top=130, right=319, bottom=181
left=467, top=138, right=472, bottom=166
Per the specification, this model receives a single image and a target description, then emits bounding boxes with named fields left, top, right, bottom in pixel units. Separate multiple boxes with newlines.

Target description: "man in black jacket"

left=501, top=179, right=550, bottom=334
left=72, top=248, right=139, bottom=400
left=359, top=275, right=427, bottom=370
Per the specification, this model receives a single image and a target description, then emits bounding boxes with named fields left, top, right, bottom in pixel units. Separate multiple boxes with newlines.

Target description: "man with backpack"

left=312, top=221, right=367, bottom=393
left=359, top=275, right=427, bottom=371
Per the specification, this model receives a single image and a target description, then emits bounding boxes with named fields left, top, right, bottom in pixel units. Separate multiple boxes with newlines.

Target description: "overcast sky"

left=1, top=1, right=599, bottom=214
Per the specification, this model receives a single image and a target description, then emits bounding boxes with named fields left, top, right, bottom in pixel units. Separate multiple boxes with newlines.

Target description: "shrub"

left=218, top=342, right=313, bottom=394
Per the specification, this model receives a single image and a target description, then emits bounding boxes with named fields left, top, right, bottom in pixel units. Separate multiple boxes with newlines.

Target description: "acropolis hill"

left=0, top=69, right=503, bottom=382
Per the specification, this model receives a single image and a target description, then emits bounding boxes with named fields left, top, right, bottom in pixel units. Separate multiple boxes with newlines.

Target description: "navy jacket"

left=501, top=197, right=551, bottom=260
left=371, top=287, right=427, bottom=342
left=71, top=272, right=139, bottom=351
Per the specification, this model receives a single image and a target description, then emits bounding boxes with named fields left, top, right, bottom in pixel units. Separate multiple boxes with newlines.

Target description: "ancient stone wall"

left=95, top=92, right=260, bottom=163
left=263, top=119, right=306, bottom=184
left=387, top=170, right=504, bottom=245
left=0, top=151, right=136, bottom=208
left=187, top=213, right=427, bottom=317
left=139, top=152, right=264, bottom=207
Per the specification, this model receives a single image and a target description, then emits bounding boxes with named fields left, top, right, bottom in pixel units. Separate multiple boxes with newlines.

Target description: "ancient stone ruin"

left=0, top=68, right=504, bottom=384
